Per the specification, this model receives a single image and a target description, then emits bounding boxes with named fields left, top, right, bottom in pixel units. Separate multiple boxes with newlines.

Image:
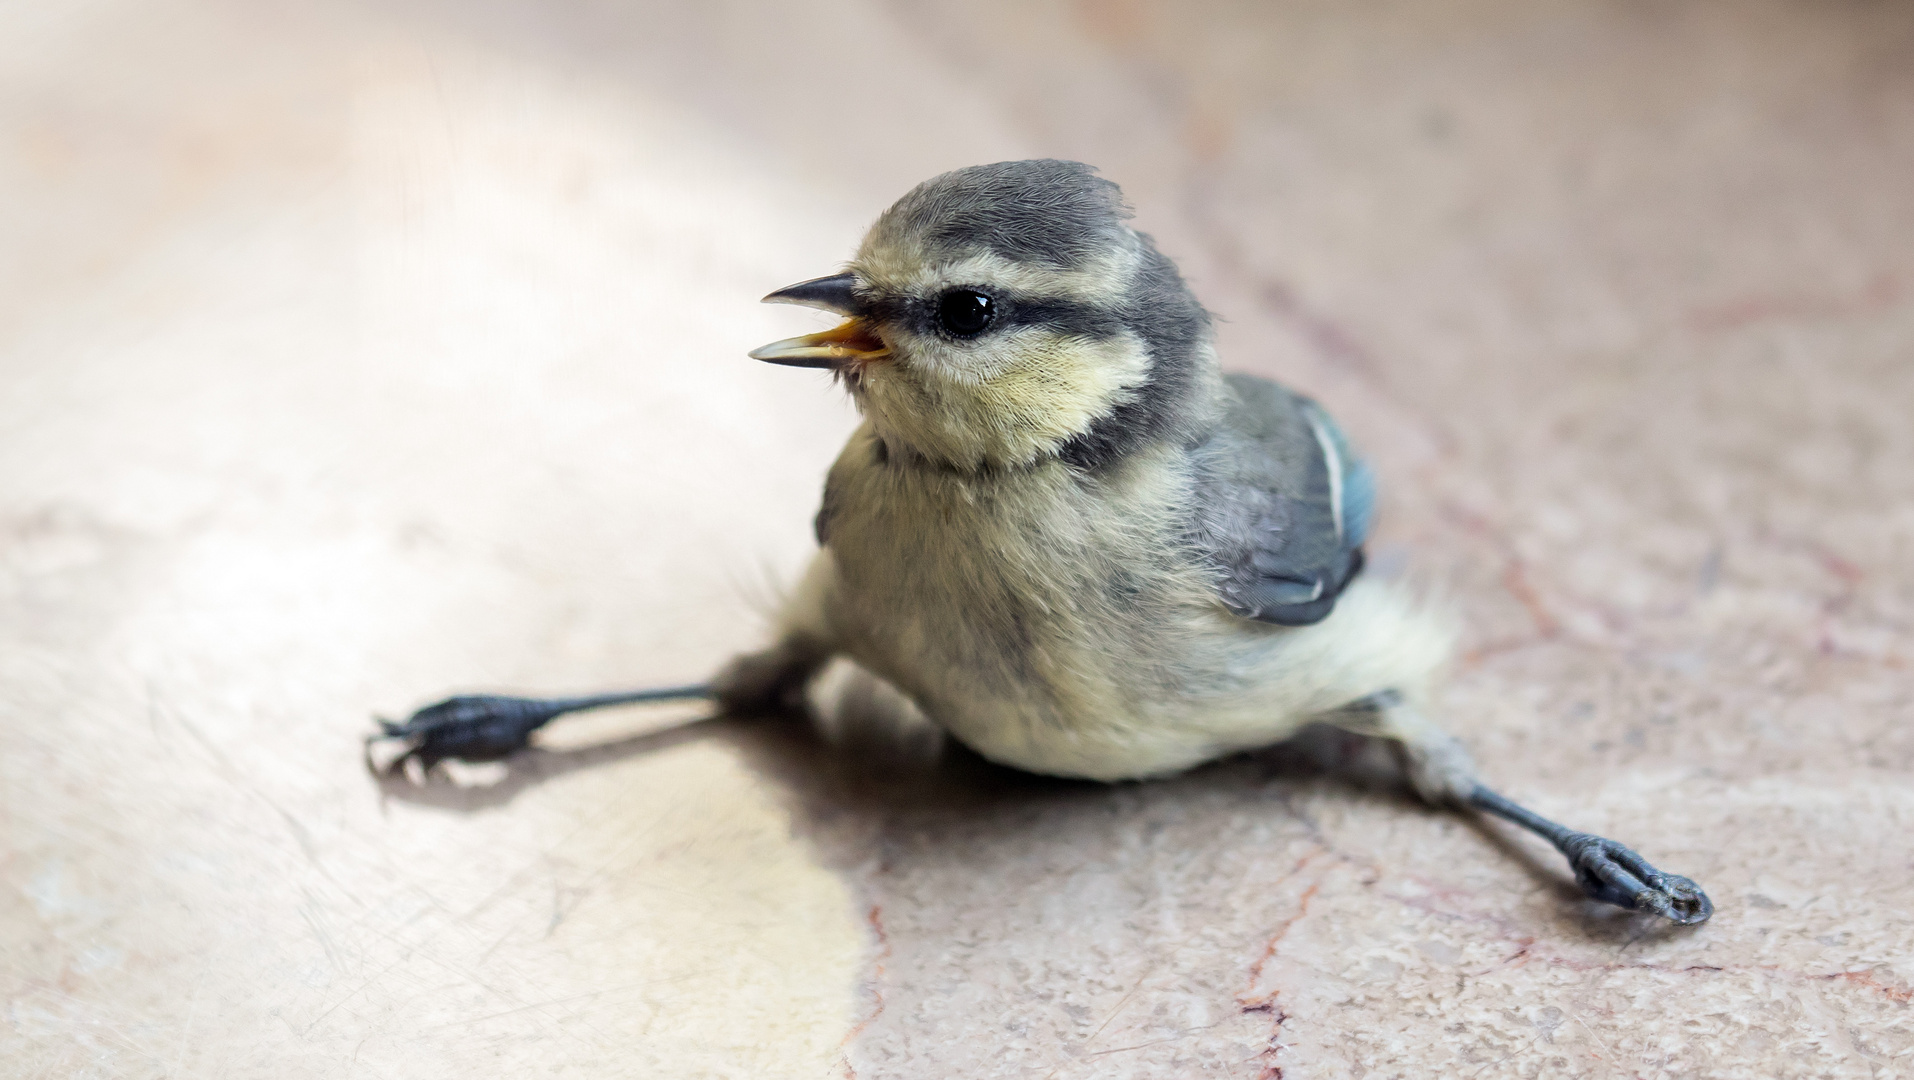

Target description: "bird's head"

left=751, top=160, right=1215, bottom=472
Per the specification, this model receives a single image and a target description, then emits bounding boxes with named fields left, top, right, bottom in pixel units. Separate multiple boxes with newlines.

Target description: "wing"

left=1189, top=373, right=1374, bottom=626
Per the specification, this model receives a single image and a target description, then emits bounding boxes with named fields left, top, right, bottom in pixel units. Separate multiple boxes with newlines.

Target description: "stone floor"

left=4, top=1, right=1912, bottom=1077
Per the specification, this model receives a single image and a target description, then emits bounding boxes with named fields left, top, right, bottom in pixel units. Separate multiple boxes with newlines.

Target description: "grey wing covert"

left=1191, top=373, right=1373, bottom=627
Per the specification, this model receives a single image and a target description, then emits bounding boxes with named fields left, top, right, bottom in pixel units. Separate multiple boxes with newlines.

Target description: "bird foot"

left=1559, top=831, right=1713, bottom=925
left=366, top=695, right=567, bottom=777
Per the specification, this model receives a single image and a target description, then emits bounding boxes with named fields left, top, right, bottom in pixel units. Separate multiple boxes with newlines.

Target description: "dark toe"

left=1563, top=833, right=1713, bottom=925
left=367, top=695, right=565, bottom=775
left=1637, top=872, right=1713, bottom=926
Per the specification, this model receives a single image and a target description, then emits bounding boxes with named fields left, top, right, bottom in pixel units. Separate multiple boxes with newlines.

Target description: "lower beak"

left=750, top=272, right=891, bottom=369
left=748, top=318, right=891, bottom=368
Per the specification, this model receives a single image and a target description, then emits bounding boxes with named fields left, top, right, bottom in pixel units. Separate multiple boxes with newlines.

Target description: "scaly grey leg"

left=1325, top=690, right=1713, bottom=925
left=1470, top=784, right=1713, bottom=925
left=368, top=685, right=711, bottom=775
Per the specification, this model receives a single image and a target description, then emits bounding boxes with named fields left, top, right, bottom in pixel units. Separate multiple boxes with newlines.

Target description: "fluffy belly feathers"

left=811, top=431, right=1454, bottom=781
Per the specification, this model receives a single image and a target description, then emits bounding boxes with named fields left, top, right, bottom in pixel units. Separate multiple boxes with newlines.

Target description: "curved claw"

left=1561, top=832, right=1714, bottom=925
left=373, top=742, right=428, bottom=779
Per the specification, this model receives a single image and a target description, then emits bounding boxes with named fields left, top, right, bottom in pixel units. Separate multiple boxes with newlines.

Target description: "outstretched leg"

left=367, top=639, right=840, bottom=778
left=1326, top=690, right=1712, bottom=925
left=1468, top=784, right=1712, bottom=924
left=369, top=685, right=712, bottom=775
left=372, top=556, right=846, bottom=778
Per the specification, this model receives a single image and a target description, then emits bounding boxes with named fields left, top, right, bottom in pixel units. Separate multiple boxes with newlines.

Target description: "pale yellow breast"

left=815, top=425, right=1455, bottom=780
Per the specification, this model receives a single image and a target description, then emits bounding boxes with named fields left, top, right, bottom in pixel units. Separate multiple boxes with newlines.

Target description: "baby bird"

left=373, top=160, right=1711, bottom=925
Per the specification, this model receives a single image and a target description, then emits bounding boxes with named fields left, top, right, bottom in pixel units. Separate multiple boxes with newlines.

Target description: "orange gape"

left=750, top=317, right=892, bottom=369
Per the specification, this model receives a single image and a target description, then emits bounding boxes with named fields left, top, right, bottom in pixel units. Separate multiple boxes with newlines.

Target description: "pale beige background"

left=4, top=2, right=1912, bottom=1077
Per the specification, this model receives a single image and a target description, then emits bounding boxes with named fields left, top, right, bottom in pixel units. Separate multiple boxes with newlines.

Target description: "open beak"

left=749, top=272, right=891, bottom=369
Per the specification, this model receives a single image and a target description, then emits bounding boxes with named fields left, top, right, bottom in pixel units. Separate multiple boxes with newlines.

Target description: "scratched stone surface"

left=4, top=1, right=1912, bottom=1078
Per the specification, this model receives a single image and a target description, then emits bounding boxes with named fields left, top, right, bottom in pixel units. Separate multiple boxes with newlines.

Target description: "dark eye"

left=936, top=289, right=994, bottom=336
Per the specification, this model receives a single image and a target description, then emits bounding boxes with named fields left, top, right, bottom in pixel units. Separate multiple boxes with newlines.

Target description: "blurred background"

left=4, top=1, right=1912, bottom=1077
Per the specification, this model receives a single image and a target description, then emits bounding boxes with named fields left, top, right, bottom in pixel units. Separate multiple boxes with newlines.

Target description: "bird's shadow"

left=365, top=691, right=1687, bottom=949
left=369, top=713, right=740, bottom=813
left=368, top=693, right=1090, bottom=828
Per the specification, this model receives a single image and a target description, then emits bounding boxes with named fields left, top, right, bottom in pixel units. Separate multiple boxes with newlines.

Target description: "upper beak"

left=749, top=272, right=892, bottom=369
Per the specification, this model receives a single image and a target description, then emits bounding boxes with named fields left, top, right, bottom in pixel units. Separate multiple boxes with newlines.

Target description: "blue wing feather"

left=1304, top=402, right=1375, bottom=549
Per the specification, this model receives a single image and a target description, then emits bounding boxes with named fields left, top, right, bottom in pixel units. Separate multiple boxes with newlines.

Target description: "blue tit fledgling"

left=374, top=160, right=1711, bottom=926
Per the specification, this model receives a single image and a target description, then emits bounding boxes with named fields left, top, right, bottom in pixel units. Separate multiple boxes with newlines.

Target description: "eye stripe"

left=1008, top=297, right=1127, bottom=337
left=866, top=290, right=1125, bottom=340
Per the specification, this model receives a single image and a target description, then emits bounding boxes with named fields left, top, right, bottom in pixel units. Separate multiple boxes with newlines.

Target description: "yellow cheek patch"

left=859, top=330, right=1153, bottom=469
